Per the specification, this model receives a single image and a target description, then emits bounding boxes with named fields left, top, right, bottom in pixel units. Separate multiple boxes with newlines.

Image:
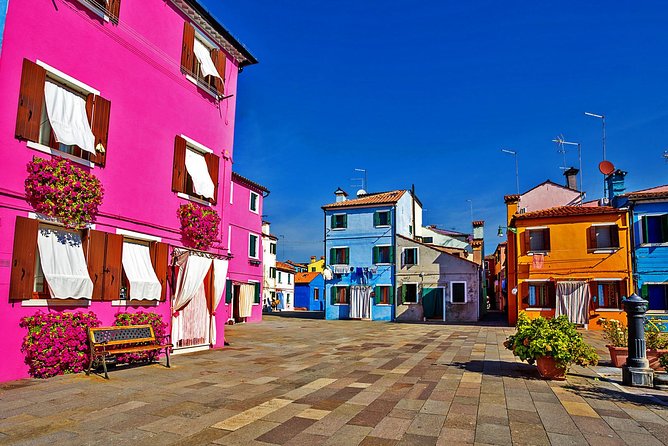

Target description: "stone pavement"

left=1, top=317, right=667, bottom=446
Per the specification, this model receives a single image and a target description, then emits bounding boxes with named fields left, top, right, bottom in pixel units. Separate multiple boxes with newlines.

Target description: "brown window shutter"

left=9, top=216, right=39, bottom=300
left=103, top=233, right=123, bottom=301
left=521, top=230, right=530, bottom=255
left=15, top=59, right=46, bottom=142
left=150, top=241, right=169, bottom=302
left=90, top=95, right=111, bottom=167
left=543, top=229, right=551, bottom=251
left=205, top=153, right=220, bottom=204
left=107, top=0, right=121, bottom=20
left=210, top=48, right=226, bottom=94
left=611, top=225, right=620, bottom=248
left=181, top=22, right=195, bottom=74
left=172, top=136, right=187, bottom=193
left=586, top=226, right=596, bottom=251
left=83, top=229, right=107, bottom=301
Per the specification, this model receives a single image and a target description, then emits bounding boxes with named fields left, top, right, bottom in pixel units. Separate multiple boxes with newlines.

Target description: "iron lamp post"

left=622, top=293, right=654, bottom=387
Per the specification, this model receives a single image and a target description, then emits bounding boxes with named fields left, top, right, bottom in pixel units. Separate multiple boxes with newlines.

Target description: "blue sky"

left=204, top=1, right=668, bottom=262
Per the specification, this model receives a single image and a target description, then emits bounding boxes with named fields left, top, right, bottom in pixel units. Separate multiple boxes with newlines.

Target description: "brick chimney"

left=334, top=187, right=348, bottom=203
left=563, top=167, right=579, bottom=191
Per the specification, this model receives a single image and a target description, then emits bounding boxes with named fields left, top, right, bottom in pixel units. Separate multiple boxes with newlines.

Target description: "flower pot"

left=647, top=349, right=668, bottom=372
left=606, top=345, right=628, bottom=368
left=654, top=372, right=668, bottom=391
left=536, top=356, right=567, bottom=380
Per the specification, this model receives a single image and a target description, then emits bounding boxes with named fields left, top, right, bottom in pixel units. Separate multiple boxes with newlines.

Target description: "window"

left=250, top=192, right=259, bottom=213
left=373, top=246, right=393, bottom=264
left=270, top=243, right=276, bottom=255
left=409, top=225, right=413, bottom=235
left=641, top=215, right=668, bottom=244
left=525, top=228, right=550, bottom=253
left=288, top=274, right=291, bottom=285
left=402, top=283, right=418, bottom=304
left=422, top=237, right=434, bottom=244
left=310, top=267, right=316, bottom=272
left=172, top=135, right=220, bottom=203
left=374, top=211, right=391, bottom=227
left=249, top=234, right=259, bottom=259
left=332, top=286, right=348, bottom=304
left=15, top=59, right=110, bottom=167
left=270, top=267, right=276, bottom=279
left=375, top=286, right=393, bottom=305
left=451, top=282, right=467, bottom=304
left=180, top=23, right=226, bottom=96
left=314, top=288, right=320, bottom=301
left=331, top=214, right=347, bottom=229
left=120, top=239, right=162, bottom=301
left=591, top=281, right=623, bottom=309
left=587, top=225, right=619, bottom=251
left=645, top=284, right=668, bottom=311
left=403, top=247, right=418, bottom=266
left=527, top=282, right=555, bottom=308
left=330, top=247, right=349, bottom=265
left=278, top=271, right=282, bottom=282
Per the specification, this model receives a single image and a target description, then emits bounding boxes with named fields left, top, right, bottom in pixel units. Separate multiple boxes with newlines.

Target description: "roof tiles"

left=625, top=184, right=668, bottom=200
left=322, top=190, right=406, bottom=209
left=514, top=205, right=622, bottom=220
left=295, top=272, right=321, bottom=284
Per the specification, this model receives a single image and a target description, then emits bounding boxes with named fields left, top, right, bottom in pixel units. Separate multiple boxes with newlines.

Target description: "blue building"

left=0, top=0, right=8, bottom=54
left=322, top=188, right=422, bottom=321
left=294, top=272, right=324, bottom=311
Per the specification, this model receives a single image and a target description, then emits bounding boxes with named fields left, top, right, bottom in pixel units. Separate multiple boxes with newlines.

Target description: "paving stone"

left=474, top=423, right=512, bottom=446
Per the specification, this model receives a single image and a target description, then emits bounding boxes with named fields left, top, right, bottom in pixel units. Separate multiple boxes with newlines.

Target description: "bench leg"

left=86, top=355, right=94, bottom=376
left=102, top=356, right=109, bottom=380
left=165, top=347, right=171, bottom=368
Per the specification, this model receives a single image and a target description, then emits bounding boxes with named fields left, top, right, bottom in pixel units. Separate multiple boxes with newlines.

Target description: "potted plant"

left=656, top=354, right=668, bottom=390
left=177, top=203, right=220, bottom=250
left=598, top=318, right=628, bottom=367
left=646, top=325, right=668, bottom=371
left=504, top=312, right=599, bottom=380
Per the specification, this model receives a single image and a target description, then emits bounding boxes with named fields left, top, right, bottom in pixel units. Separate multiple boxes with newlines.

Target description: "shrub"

left=646, top=324, right=668, bottom=350
left=177, top=203, right=220, bottom=250
left=598, top=318, right=628, bottom=347
left=504, top=312, right=599, bottom=371
left=25, top=157, right=104, bottom=229
left=20, top=311, right=100, bottom=378
left=660, top=353, right=668, bottom=369
left=114, top=311, right=168, bottom=363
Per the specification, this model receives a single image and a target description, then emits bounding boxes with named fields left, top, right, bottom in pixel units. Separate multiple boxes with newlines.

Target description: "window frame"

left=249, top=191, right=260, bottom=214
left=248, top=233, right=260, bottom=259
left=526, top=281, right=554, bottom=309
left=331, top=247, right=349, bottom=265
left=645, top=283, right=668, bottom=312
left=374, top=210, right=391, bottom=228
left=269, top=243, right=276, bottom=255
left=450, top=281, right=467, bottom=304
left=402, top=247, right=419, bottom=266
left=402, top=282, right=419, bottom=304
left=526, top=227, right=550, bottom=254
left=588, top=223, right=620, bottom=253
left=590, top=280, right=623, bottom=310
left=641, top=214, right=668, bottom=246
left=376, top=285, right=392, bottom=305
left=374, top=245, right=393, bottom=265
left=331, top=213, right=347, bottom=230
left=333, top=286, right=348, bottom=305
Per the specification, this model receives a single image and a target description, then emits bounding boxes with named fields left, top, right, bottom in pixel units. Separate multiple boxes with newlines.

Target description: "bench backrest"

left=89, top=325, right=156, bottom=346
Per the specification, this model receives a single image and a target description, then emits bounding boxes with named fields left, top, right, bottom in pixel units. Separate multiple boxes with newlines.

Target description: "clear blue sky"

left=204, top=1, right=668, bottom=261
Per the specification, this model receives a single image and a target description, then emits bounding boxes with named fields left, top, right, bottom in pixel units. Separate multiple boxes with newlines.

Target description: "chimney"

left=472, top=220, right=484, bottom=240
left=310, top=256, right=316, bottom=263
left=563, top=167, right=579, bottom=190
left=606, top=169, right=627, bottom=203
left=320, top=256, right=325, bottom=260
left=334, top=187, right=348, bottom=203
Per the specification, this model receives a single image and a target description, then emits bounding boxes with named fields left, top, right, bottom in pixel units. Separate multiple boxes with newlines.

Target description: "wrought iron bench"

left=86, top=324, right=172, bottom=379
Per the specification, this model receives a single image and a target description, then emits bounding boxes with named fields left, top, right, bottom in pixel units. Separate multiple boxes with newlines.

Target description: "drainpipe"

left=393, top=203, right=398, bottom=321
left=323, top=208, right=327, bottom=313
left=627, top=203, right=637, bottom=295
left=411, top=184, right=416, bottom=240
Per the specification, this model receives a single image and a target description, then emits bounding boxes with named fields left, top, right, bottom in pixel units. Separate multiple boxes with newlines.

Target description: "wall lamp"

left=497, top=225, right=518, bottom=237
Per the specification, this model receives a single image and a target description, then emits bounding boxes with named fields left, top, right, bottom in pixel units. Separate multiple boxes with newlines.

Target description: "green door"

left=422, top=288, right=444, bottom=320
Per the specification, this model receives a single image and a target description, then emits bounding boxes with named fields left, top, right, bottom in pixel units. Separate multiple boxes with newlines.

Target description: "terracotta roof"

left=322, top=190, right=406, bottom=209
left=294, top=272, right=321, bottom=284
left=397, top=234, right=479, bottom=266
left=504, top=194, right=520, bottom=203
left=286, top=260, right=308, bottom=269
left=275, top=261, right=296, bottom=272
left=426, top=226, right=470, bottom=237
left=472, top=220, right=485, bottom=227
left=231, top=172, right=269, bottom=194
left=513, top=205, right=622, bottom=220
left=624, top=184, right=668, bottom=200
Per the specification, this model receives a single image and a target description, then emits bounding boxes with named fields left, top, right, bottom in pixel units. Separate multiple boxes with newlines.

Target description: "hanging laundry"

left=532, top=253, right=544, bottom=269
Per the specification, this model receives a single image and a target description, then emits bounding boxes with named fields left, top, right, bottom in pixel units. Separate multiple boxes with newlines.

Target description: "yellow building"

left=508, top=205, right=633, bottom=330
left=307, top=256, right=325, bottom=273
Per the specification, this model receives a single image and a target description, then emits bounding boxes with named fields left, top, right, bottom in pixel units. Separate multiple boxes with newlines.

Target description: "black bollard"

left=622, top=293, right=654, bottom=387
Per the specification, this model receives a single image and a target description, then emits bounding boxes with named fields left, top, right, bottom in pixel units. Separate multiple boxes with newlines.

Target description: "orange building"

left=506, top=204, right=633, bottom=329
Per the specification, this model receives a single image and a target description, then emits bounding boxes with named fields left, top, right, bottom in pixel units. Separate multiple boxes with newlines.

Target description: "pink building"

left=0, top=0, right=263, bottom=382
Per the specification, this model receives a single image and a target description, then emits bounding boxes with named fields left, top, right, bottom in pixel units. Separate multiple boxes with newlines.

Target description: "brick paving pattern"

left=1, top=316, right=667, bottom=445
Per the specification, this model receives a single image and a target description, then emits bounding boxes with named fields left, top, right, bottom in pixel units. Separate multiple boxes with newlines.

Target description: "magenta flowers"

left=177, top=202, right=220, bottom=250
left=25, top=157, right=104, bottom=229
left=114, top=311, right=168, bottom=363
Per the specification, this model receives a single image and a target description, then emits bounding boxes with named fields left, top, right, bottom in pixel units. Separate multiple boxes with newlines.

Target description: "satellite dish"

left=356, top=189, right=367, bottom=197
left=599, top=160, right=615, bottom=175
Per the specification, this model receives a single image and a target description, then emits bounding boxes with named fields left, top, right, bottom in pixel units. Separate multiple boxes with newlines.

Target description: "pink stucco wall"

left=0, top=0, right=255, bottom=382
left=520, top=182, right=581, bottom=213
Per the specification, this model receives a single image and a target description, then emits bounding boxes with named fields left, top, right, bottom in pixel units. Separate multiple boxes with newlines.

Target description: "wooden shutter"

left=610, top=225, right=620, bottom=248
left=107, top=0, right=121, bottom=20
left=15, top=59, right=46, bottom=142
left=329, top=248, right=335, bottom=264
left=372, top=246, right=378, bottom=264
left=225, top=279, right=233, bottom=303
left=210, top=48, right=226, bottom=94
left=388, top=286, right=394, bottom=305
left=661, top=215, right=668, bottom=243
left=103, top=233, right=123, bottom=301
left=373, top=212, right=380, bottom=226
left=373, top=286, right=380, bottom=305
left=641, top=283, right=649, bottom=298
left=344, top=248, right=350, bottom=264
left=330, top=215, right=336, bottom=229
left=83, top=229, right=107, bottom=301
left=181, top=22, right=196, bottom=74
left=150, top=241, right=169, bottom=302
left=89, top=95, right=111, bottom=167
left=389, top=246, right=395, bottom=263
left=400, top=284, right=406, bottom=304
left=172, top=136, right=187, bottom=193
left=543, top=229, right=551, bottom=251
left=642, top=216, right=650, bottom=244
left=521, top=230, right=530, bottom=255
left=519, top=281, right=529, bottom=306
left=205, top=153, right=220, bottom=204
left=342, top=214, right=348, bottom=228
left=330, top=286, right=336, bottom=305
left=9, top=217, right=39, bottom=300
left=586, top=227, right=596, bottom=251
left=254, top=282, right=261, bottom=304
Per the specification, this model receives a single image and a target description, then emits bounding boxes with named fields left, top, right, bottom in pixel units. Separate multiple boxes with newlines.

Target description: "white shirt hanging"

left=37, top=227, right=94, bottom=299
left=44, top=81, right=96, bottom=154
left=193, top=38, right=222, bottom=80
left=121, top=241, right=162, bottom=300
left=185, top=149, right=215, bottom=199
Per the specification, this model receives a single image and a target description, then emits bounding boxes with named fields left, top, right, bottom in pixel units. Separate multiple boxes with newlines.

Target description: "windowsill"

left=525, top=307, right=554, bottom=311
left=375, top=303, right=392, bottom=306
left=451, top=302, right=467, bottom=305
left=331, top=228, right=346, bottom=231
left=185, top=74, right=220, bottom=100
left=594, top=308, right=623, bottom=312
left=403, top=264, right=418, bottom=267
left=646, top=310, right=668, bottom=314
left=78, top=0, right=112, bottom=22
left=177, top=192, right=212, bottom=206
left=641, top=243, right=668, bottom=247
left=527, top=251, right=549, bottom=256
left=333, top=303, right=349, bottom=306
left=21, top=299, right=91, bottom=307
left=111, top=299, right=160, bottom=307
left=374, top=225, right=391, bottom=228
left=374, top=263, right=392, bottom=266
left=589, top=248, right=619, bottom=254
left=403, top=301, right=419, bottom=305
left=27, top=141, right=95, bottom=168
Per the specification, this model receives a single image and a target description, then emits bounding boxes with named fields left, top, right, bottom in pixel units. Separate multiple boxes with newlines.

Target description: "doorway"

left=422, top=287, right=445, bottom=321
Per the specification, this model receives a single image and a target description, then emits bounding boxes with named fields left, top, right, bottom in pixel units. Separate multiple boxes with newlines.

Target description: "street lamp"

left=497, top=225, right=518, bottom=237
left=585, top=112, right=606, bottom=196
left=501, top=149, right=519, bottom=195
left=552, top=137, right=584, bottom=201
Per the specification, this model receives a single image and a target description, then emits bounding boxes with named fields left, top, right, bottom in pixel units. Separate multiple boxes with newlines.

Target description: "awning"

left=193, top=39, right=222, bottom=80
left=37, top=227, right=93, bottom=299
left=122, top=241, right=162, bottom=300
left=44, top=81, right=96, bottom=154
left=185, top=149, right=215, bottom=199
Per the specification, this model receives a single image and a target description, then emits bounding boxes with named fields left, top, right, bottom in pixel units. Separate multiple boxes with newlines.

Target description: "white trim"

left=116, top=228, right=162, bottom=242
left=76, top=0, right=111, bottom=22
left=401, top=282, right=419, bottom=304
left=591, top=223, right=617, bottom=227
left=248, top=232, right=260, bottom=259
left=595, top=308, right=624, bottom=312
left=640, top=242, right=668, bottom=247
left=249, top=191, right=260, bottom=214
left=228, top=226, right=232, bottom=253
left=591, top=278, right=624, bottom=282
left=111, top=299, right=160, bottom=307
left=527, top=251, right=549, bottom=256
left=36, top=60, right=100, bottom=96
left=28, top=212, right=96, bottom=230
left=525, top=307, right=553, bottom=311
left=180, top=134, right=214, bottom=154
left=177, top=192, right=212, bottom=207
left=230, top=181, right=234, bottom=204
left=450, top=281, right=467, bottom=304
left=27, top=141, right=95, bottom=168
left=21, top=299, right=91, bottom=307
left=592, top=249, right=618, bottom=254
left=523, top=279, right=551, bottom=283
left=526, top=226, right=548, bottom=230
left=172, top=345, right=210, bottom=355
left=401, top=247, right=419, bottom=266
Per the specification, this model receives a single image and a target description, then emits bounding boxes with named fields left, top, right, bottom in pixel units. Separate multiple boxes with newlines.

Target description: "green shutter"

left=331, top=286, right=337, bottom=305
left=344, top=248, right=350, bottom=264
left=330, top=215, right=335, bottom=229
left=401, top=284, right=406, bottom=304
left=225, top=279, right=233, bottom=304
left=372, top=246, right=379, bottom=264
left=330, top=247, right=336, bottom=264
left=374, top=286, right=380, bottom=304
left=642, top=216, right=650, bottom=244
left=388, top=286, right=394, bottom=305
left=254, top=282, right=261, bottom=304
left=374, top=212, right=380, bottom=227
left=662, top=215, right=668, bottom=243
left=389, top=246, right=395, bottom=263
left=342, top=214, right=347, bottom=228
left=641, top=283, right=649, bottom=298
left=250, top=235, right=256, bottom=256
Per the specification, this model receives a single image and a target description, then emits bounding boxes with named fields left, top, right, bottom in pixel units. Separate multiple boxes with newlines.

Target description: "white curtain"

left=37, top=228, right=93, bottom=299
left=44, top=81, right=95, bottom=154
left=238, top=284, right=255, bottom=318
left=122, top=241, right=161, bottom=300
left=173, top=253, right=212, bottom=311
left=349, top=286, right=371, bottom=319
left=555, top=281, right=590, bottom=325
left=173, top=282, right=210, bottom=348
left=211, top=259, right=229, bottom=345
left=185, top=149, right=215, bottom=199
left=193, top=38, right=222, bottom=79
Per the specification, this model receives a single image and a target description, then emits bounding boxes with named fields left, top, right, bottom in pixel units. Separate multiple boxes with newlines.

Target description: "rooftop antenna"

left=466, top=199, right=473, bottom=221
left=664, top=150, right=668, bottom=162
left=555, top=133, right=568, bottom=170
left=552, top=136, right=583, bottom=202
left=352, top=168, right=367, bottom=194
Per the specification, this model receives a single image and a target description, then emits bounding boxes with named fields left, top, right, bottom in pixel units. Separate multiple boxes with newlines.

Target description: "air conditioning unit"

left=518, top=207, right=527, bottom=214
left=598, top=197, right=610, bottom=206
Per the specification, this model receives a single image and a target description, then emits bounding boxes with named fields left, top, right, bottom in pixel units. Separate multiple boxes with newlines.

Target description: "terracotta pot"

left=606, top=345, right=628, bottom=368
left=647, top=349, right=668, bottom=372
left=536, top=356, right=567, bottom=380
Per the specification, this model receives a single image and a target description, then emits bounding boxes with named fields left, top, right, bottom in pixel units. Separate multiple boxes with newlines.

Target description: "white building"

left=262, top=221, right=278, bottom=310
left=275, top=261, right=295, bottom=311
